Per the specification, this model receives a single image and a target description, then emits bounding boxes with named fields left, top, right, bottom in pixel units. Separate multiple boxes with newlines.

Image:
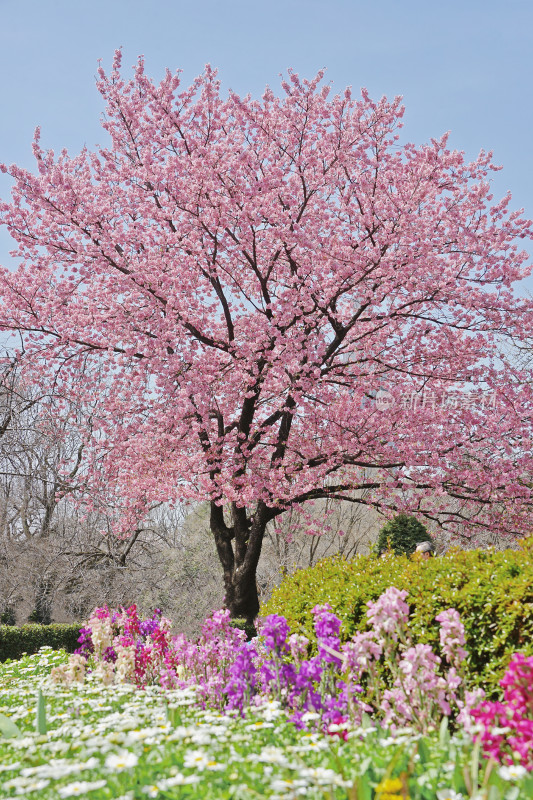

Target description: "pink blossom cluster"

left=471, top=653, right=533, bottom=770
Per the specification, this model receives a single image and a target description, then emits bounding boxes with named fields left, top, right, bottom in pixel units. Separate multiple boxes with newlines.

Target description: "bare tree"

left=257, top=495, right=383, bottom=597
left=0, top=360, right=224, bottom=633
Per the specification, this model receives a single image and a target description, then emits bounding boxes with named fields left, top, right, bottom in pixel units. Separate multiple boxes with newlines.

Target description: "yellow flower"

left=375, top=776, right=406, bottom=800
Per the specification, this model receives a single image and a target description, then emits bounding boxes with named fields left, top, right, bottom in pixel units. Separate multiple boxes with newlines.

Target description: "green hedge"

left=0, top=623, right=83, bottom=662
left=261, top=538, right=533, bottom=699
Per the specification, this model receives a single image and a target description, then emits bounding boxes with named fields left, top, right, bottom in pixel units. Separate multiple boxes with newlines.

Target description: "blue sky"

left=1, top=0, right=532, bottom=288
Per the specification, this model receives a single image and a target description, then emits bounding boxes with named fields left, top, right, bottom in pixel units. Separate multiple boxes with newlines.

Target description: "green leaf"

left=361, top=712, right=373, bottom=730
left=522, top=776, right=533, bottom=798
left=0, top=712, right=21, bottom=739
left=36, top=689, right=47, bottom=735
left=358, top=757, right=372, bottom=775
left=469, top=735, right=481, bottom=793
left=452, top=753, right=465, bottom=793
left=417, top=736, right=431, bottom=765
left=487, top=785, right=501, bottom=800
left=438, top=715, right=450, bottom=747
left=353, top=773, right=372, bottom=800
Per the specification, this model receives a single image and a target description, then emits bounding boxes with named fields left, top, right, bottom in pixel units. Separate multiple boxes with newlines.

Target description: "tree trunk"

left=210, top=499, right=271, bottom=624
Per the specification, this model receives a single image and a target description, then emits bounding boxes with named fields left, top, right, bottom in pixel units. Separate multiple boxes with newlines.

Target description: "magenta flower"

left=471, top=653, right=533, bottom=770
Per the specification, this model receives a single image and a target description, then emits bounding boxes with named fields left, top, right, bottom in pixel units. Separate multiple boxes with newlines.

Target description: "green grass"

left=0, top=648, right=531, bottom=799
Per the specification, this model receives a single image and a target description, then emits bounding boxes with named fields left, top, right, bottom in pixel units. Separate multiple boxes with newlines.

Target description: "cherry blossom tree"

left=1, top=52, right=533, bottom=621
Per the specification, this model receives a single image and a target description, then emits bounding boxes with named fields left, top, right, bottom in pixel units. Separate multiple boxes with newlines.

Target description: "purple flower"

left=225, top=642, right=258, bottom=712
left=313, top=604, right=342, bottom=665
left=259, top=614, right=290, bottom=655
left=139, top=609, right=163, bottom=638
left=289, top=710, right=306, bottom=729
left=341, top=631, right=382, bottom=678
left=74, top=626, right=94, bottom=658
left=313, top=604, right=341, bottom=640
left=102, top=646, right=117, bottom=663
left=289, top=657, right=325, bottom=712
left=295, top=656, right=323, bottom=687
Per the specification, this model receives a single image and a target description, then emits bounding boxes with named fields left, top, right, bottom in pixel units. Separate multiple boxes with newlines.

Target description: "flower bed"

left=49, top=591, right=490, bottom=735
left=0, top=589, right=532, bottom=798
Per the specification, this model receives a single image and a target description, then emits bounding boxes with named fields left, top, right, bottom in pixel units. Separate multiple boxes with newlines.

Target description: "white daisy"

left=498, top=764, right=527, bottom=781
left=9, top=778, right=50, bottom=794
left=0, top=762, right=21, bottom=773
left=183, top=749, right=210, bottom=769
left=105, top=750, right=139, bottom=770
left=161, top=774, right=201, bottom=787
left=58, top=780, right=107, bottom=797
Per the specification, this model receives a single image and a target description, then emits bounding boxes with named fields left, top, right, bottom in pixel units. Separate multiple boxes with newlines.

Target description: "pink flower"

left=341, top=631, right=382, bottom=675
left=366, top=587, right=409, bottom=641
left=471, top=653, right=533, bottom=770
left=436, top=609, right=467, bottom=667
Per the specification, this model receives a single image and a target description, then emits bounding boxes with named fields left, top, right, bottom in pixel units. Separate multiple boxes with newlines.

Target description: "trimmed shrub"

left=375, top=513, right=430, bottom=556
left=261, top=538, right=533, bottom=699
left=0, top=623, right=83, bottom=662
